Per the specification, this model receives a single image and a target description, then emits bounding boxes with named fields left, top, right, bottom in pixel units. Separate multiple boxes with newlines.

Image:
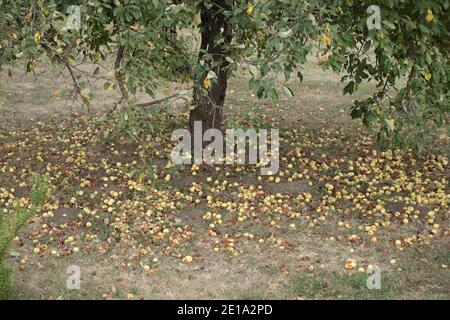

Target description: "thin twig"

left=30, top=1, right=37, bottom=35
left=135, top=90, right=190, bottom=108
left=41, top=42, right=93, bottom=112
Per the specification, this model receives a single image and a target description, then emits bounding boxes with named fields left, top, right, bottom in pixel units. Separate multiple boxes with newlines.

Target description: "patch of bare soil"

left=263, top=180, right=314, bottom=195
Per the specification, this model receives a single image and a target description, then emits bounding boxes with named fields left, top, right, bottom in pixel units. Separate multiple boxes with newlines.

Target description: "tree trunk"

left=189, top=0, right=232, bottom=134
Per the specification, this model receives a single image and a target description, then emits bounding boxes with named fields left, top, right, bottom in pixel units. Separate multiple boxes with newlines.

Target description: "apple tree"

left=0, top=0, right=448, bottom=149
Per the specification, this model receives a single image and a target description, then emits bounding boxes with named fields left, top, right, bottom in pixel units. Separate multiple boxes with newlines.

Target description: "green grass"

left=30, top=173, right=51, bottom=208
left=285, top=244, right=450, bottom=300
left=0, top=173, right=50, bottom=299
left=287, top=270, right=400, bottom=299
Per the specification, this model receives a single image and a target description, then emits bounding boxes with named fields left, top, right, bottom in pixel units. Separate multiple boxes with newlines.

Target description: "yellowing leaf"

left=34, top=32, right=41, bottom=44
left=26, top=60, right=34, bottom=72
left=425, top=9, right=433, bottom=22
left=424, top=72, right=432, bottom=81
left=322, top=34, right=332, bottom=46
left=246, top=3, right=254, bottom=15
left=80, top=91, right=92, bottom=102
left=203, top=78, right=211, bottom=89
left=375, top=105, right=382, bottom=115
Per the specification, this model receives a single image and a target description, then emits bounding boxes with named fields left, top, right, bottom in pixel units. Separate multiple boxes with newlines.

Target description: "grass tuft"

left=0, top=173, right=49, bottom=299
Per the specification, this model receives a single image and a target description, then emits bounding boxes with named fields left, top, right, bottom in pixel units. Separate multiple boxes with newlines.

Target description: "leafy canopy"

left=0, top=0, right=448, bottom=150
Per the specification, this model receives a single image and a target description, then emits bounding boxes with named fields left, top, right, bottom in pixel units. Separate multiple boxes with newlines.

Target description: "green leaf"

left=382, top=20, right=396, bottom=30
left=343, top=81, right=355, bottom=95
left=248, top=64, right=258, bottom=76
left=281, top=86, right=294, bottom=98
left=268, top=88, right=278, bottom=104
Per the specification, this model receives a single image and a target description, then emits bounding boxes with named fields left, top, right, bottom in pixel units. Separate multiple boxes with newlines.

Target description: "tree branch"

left=403, top=65, right=417, bottom=114
left=114, top=45, right=128, bottom=103
left=41, top=42, right=92, bottom=112
left=135, top=90, right=190, bottom=108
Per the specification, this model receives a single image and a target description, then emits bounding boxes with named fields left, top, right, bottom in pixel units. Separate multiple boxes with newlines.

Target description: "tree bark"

left=189, top=0, right=232, bottom=134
